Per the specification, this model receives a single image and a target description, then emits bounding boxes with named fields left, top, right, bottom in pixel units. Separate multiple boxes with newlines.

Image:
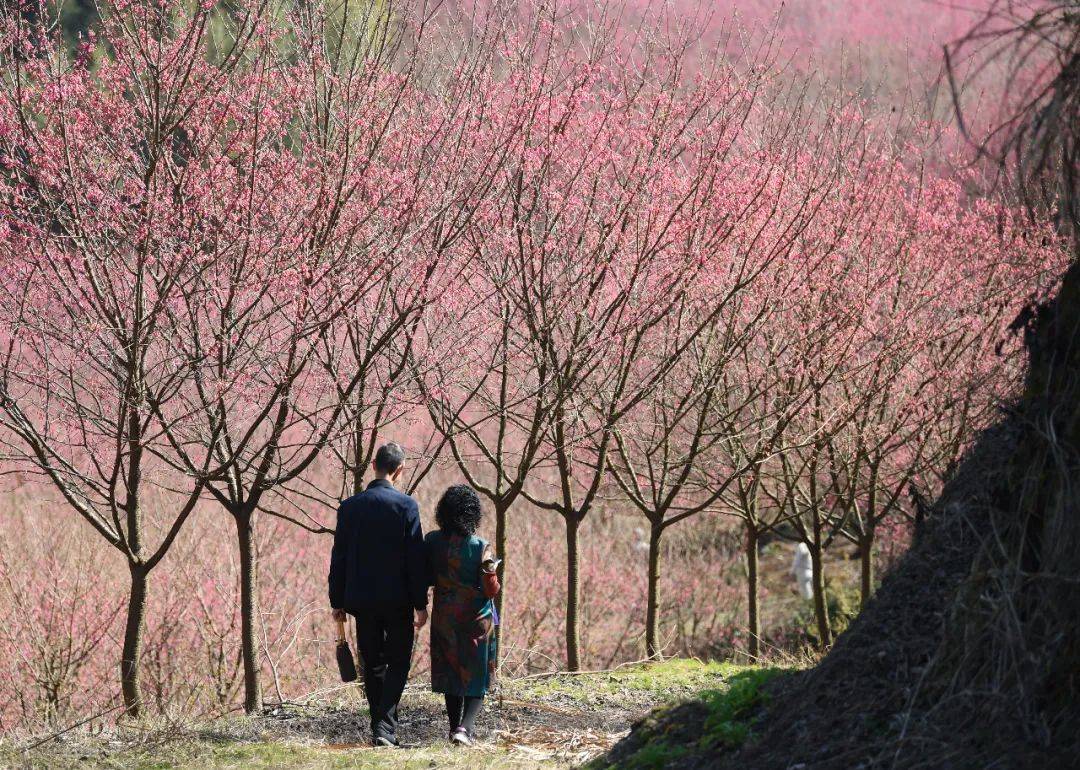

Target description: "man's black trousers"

left=352, top=605, right=414, bottom=741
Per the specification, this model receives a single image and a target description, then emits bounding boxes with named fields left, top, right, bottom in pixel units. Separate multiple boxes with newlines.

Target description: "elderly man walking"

left=329, top=442, right=428, bottom=747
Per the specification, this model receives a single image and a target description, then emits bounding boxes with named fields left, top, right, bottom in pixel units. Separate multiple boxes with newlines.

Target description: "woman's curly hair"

left=435, top=484, right=483, bottom=536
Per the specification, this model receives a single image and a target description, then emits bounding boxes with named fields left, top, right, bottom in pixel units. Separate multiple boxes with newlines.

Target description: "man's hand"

left=414, top=609, right=428, bottom=629
left=332, top=608, right=346, bottom=622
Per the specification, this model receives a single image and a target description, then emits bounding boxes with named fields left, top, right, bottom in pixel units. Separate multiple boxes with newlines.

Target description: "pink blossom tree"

left=491, top=21, right=797, bottom=669
left=147, top=1, right=513, bottom=712
left=412, top=11, right=633, bottom=658
left=0, top=1, right=277, bottom=714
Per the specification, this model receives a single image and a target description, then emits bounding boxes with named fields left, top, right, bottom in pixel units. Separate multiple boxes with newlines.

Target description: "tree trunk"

left=746, top=526, right=761, bottom=659
left=235, top=509, right=263, bottom=714
left=351, top=427, right=364, bottom=497
left=859, top=529, right=875, bottom=609
left=120, top=561, right=148, bottom=716
left=810, top=542, right=832, bottom=648
left=645, top=522, right=663, bottom=659
left=494, top=501, right=508, bottom=667
left=565, top=513, right=581, bottom=671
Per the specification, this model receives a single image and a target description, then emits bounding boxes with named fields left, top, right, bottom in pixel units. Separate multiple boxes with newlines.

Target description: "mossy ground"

left=590, top=665, right=791, bottom=769
left=0, top=659, right=780, bottom=770
left=512, top=659, right=743, bottom=705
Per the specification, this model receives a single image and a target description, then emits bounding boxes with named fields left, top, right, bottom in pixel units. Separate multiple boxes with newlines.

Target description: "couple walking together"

left=328, top=442, right=500, bottom=747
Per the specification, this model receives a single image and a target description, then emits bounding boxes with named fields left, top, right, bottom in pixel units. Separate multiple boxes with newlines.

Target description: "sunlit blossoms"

left=0, top=0, right=1068, bottom=732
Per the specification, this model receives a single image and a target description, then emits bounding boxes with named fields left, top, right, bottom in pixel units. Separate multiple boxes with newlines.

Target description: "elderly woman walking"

left=425, top=485, right=501, bottom=746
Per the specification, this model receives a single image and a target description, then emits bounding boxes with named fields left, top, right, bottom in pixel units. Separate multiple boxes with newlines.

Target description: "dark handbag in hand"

left=335, top=618, right=358, bottom=682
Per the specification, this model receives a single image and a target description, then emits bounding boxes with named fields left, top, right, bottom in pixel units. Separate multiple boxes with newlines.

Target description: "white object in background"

left=792, top=542, right=814, bottom=600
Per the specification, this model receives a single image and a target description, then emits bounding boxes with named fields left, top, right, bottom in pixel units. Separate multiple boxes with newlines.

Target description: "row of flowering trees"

left=0, top=0, right=1065, bottom=721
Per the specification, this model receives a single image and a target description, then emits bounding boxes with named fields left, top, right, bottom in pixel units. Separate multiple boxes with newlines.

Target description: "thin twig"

left=20, top=703, right=125, bottom=752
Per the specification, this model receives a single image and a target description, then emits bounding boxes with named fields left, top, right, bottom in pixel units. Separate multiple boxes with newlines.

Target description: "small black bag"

left=335, top=618, right=358, bottom=682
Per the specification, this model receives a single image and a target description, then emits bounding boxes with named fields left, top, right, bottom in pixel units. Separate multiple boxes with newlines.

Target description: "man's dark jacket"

left=328, top=479, right=427, bottom=612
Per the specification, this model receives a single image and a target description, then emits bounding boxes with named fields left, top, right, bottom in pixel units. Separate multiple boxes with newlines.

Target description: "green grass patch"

left=510, top=658, right=736, bottom=704
left=697, top=667, right=785, bottom=749
left=595, top=663, right=789, bottom=769
left=617, top=740, right=691, bottom=770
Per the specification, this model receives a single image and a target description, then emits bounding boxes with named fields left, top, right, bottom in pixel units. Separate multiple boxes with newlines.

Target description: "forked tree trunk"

left=235, top=509, right=263, bottom=714
left=565, top=513, right=581, bottom=671
left=645, top=522, right=663, bottom=659
left=745, top=526, right=761, bottom=659
left=120, top=561, right=149, bottom=716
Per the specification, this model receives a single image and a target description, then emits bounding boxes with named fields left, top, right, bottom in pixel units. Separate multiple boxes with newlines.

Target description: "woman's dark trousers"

left=444, top=693, right=484, bottom=734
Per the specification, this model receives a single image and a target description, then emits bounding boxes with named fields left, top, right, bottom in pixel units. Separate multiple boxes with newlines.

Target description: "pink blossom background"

left=0, top=0, right=1054, bottom=735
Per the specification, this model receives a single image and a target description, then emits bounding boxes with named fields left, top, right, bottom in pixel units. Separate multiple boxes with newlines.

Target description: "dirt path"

left=251, top=683, right=637, bottom=767
left=5, top=660, right=737, bottom=769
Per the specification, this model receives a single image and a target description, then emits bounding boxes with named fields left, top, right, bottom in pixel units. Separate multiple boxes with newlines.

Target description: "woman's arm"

left=480, top=546, right=501, bottom=598
left=481, top=569, right=500, bottom=598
